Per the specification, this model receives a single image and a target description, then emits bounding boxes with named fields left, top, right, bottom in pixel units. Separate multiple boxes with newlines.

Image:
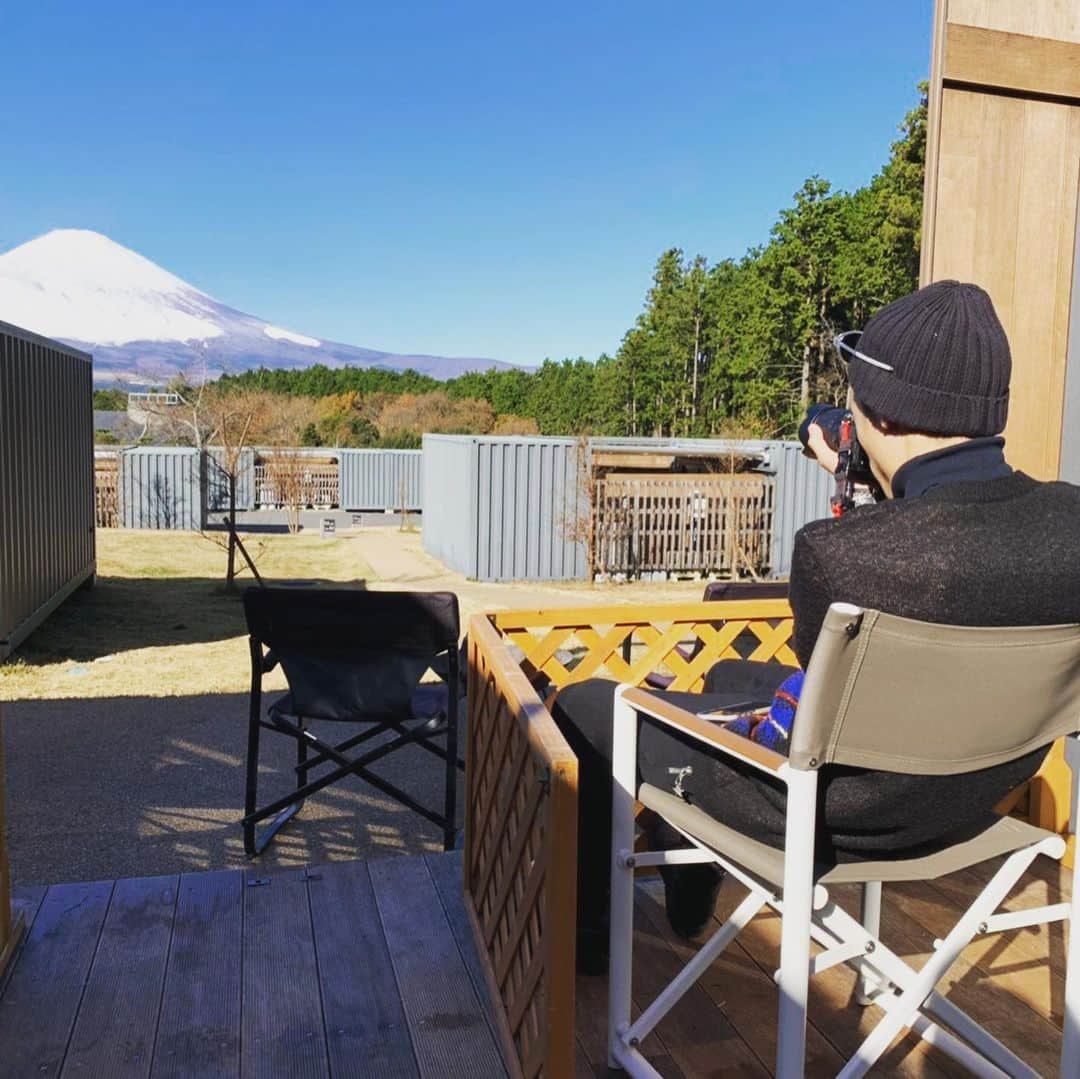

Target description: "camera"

left=797, top=403, right=880, bottom=514
left=797, top=404, right=875, bottom=486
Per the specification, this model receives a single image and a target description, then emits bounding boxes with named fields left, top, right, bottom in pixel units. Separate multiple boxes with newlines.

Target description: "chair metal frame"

left=607, top=603, right=1080, bottom=1078
left=241, top=589, right=463, bottom=856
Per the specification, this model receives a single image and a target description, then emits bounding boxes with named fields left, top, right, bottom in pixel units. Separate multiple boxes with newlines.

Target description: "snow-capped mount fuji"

left=0, top=229, right=510, bottom=383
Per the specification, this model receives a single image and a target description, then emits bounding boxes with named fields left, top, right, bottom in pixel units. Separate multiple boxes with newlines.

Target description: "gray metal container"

left=206, top=448, right=255, bottom=512
left=120, top=447, right=205, bottom=530
left=760, top=441, right=833, bottom=576
left=0, top=321, right=96, bottom=657
left=422, top=435, right=588, bottom=581
left=422, top=435, right=481, bottom=575
left=339, top=449, right=422, bottom=511
left=422, top=434, right=831, bottom=583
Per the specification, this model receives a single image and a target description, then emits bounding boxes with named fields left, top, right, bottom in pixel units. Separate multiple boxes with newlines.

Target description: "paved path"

left=2, top=529, right=712, bottom=886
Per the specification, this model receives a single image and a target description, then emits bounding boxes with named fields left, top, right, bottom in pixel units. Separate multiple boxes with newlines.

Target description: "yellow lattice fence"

left=491, top=598, right=797, bottom=693
left=464, top=598, right=796, bottom=1076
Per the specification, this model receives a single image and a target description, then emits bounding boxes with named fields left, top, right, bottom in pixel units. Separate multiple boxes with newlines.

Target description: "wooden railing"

left=464, top=598, right=796, bottom=1076
left=466, top=615, right=578, bottom=1079
left=593, top=473, right=775, bottom=578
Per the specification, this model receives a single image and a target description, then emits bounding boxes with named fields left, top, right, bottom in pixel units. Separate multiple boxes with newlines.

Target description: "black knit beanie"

left=848, top=280, right=1011, bottom=436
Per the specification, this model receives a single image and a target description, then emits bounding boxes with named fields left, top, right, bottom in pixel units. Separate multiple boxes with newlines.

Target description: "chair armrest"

left=619, top=686, right=790, bottom=778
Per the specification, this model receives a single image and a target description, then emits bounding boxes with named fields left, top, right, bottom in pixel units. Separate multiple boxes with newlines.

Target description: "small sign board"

left=321, top=517, right=336, bottom=538
left=351, top=514, right=363, bottom=529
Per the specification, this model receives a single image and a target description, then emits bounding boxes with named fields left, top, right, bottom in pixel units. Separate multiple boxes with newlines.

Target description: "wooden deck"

left=0, top=849, right=1070, bottom=1078
left=0, top=852, right=508, bottom=1079
left=574, top=855, right=1072, bottom=1078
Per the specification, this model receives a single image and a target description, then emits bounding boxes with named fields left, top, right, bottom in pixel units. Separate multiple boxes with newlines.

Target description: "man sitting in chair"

left=553, top=280, right=1080, bottom=974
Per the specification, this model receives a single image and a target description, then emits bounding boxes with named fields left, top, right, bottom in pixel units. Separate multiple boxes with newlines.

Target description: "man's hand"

left=806, top=423, right=839, bottom=475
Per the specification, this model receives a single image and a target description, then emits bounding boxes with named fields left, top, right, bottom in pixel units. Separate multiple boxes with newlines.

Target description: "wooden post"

left=0, top=702, right=26, bottom=980
left=920, top=0, right=1080, bottom=481
left=921, top=1, right=1080, bottom=855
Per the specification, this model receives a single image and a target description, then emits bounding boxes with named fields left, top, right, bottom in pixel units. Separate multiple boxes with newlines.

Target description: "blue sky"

left=0, top=2, right=932, bottom=366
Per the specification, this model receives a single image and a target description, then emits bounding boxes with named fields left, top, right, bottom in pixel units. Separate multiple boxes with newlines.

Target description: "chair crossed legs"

left=241, top=588, right=464, bottom=856
left=608, top=604, right=1080, bottom=1077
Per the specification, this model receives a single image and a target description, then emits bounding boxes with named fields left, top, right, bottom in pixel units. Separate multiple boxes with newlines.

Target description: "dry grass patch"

left=1, top=529, right=372, bottom=701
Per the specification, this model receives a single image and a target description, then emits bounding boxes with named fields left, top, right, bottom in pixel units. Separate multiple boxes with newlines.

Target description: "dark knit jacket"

left=786, top=463, right=1080, bottom=859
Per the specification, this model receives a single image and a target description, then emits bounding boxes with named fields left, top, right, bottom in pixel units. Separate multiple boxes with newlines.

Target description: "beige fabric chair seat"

left=639, top=782, right=1056, bottom=887
left=608, top=605, right=1080, bottom=1079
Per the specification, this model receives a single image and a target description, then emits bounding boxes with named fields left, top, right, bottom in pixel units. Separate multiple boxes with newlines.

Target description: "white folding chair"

left=608, top=603, right=1080, bottom=1078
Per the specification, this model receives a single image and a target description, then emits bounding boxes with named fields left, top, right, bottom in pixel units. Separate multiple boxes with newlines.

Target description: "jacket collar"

left=891, top=437, right=1012, bottom=499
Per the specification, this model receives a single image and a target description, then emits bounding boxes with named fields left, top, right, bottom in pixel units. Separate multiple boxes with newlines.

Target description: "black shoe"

left=576, top=927, right=609, bottom=976
left=658, top=862, right=726, bottom=940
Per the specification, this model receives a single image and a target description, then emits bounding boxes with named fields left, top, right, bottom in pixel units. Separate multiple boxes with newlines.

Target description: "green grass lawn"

left=1, top=529, right=372, bottom=700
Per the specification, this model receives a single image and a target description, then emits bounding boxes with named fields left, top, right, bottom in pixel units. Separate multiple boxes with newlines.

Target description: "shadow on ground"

left=3, top=692, right=455, bottom=885
left=5, top=573, right=366, bottom=666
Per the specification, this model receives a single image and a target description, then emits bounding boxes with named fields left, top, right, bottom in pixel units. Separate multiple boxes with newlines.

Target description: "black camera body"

left=797, top=404, right=879, bottom=515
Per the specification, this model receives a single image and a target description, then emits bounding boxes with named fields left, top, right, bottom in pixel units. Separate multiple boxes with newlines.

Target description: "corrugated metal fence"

left=340, top=449, right=422, bottom=512
left=120, top=447, right=205, bottom=530
left=0, top=321, right=95, bottom=657
left=421, top=435, right=832, bottom=582
left=97, top=446, right=423, bottom=525
left=422, top=435, right=589, bottom=581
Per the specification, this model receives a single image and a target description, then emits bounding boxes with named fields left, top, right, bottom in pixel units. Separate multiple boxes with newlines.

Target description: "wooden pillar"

left=921, top=0, right=1080, bottom=481
left=0, top=702, right=25, bottom=979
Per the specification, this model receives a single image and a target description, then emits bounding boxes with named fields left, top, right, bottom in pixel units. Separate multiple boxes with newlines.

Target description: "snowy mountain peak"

left=0, top=229, right=223, bottom=346
left=0, top=228, right=510, bottom=382
left=2, top=229, right=201, bottom=297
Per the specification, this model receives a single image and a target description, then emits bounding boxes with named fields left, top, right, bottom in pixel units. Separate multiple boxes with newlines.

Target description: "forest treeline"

left=96, top=89, right=925, bottom=448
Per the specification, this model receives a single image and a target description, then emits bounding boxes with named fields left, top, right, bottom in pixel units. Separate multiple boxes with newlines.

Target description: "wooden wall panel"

left=947, top=0, right=1080, bottom=44
left=931, top=90, right=1080, bottom=477
left=923, top=0, right=1080, bottom=480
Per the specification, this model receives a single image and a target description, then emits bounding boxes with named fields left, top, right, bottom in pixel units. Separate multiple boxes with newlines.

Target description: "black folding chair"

left=241, top=588, right=463, bottom=856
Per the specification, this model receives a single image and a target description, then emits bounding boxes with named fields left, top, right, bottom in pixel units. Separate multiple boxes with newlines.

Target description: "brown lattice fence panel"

left=593, top=473, right=775, bottom=578
left=466, top=615, right=577, bottom=1079
left=94, top=458, right=119, bottom=528
left=465, top=598, right=794, bottom=1075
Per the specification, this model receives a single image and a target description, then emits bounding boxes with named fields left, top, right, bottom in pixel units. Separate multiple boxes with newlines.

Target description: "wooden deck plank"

left=709, top=881, right=961, bottom=1078
left=369, top=855, right=507, bottom=1079
left=151, top=869, right=243, bottom=1079
left=634, top=880, right=844, bottom=1076
left=866, top=880, right=1066, bottom=1072
left=425, top=851, right=503, bottom=1046
left=635, top=882, right=825, bottom=1077
left=241, top=867, right=329, bottom=1079
left=63, top=875, right=178, bottom=1079
left=0, top=880, right=113, bottom=1079
left=10, top=884, right=47, bottom=935
left=307, top=859, right=418, bottom=1079
left=0, top=885, right=47, bottom=995
left=574, top=963, right=686, bottom=1078
left=629, top=889, right=772, bottom=1077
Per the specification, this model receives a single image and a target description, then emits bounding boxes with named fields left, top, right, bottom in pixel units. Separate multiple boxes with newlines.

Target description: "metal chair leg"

left=243, top=699, right=262, bottom=857
left=244, top=714, right=307, bottom=857
left=856, top=881, right=882, bottom=1005
left=442, top=700, right=459, bottom=851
